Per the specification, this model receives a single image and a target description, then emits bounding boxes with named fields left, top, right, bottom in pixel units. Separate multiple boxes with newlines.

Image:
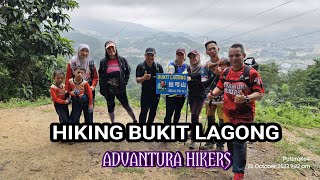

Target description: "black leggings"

left=188, top=98, right=205, bottom=124
left=106, top=91, right=130, bottom=113
left=164, top=96, right=185, bottom=124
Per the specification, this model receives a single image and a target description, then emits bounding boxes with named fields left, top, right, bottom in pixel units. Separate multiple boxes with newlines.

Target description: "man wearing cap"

left=136, top=48, right=164, bottom=123
left=164, top=48, right=189, bottom=124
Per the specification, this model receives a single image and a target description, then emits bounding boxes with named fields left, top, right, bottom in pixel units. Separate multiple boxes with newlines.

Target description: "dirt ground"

left=0, top=105, right=319, bottom=180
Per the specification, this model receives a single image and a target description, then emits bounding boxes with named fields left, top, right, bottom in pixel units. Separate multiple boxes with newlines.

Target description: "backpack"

left=222, top=65, right=252, bottom=88
left=141, top=62, right=160, bottom=73
left=174, top=63, right=189, bottom=74
left=244, top=57, right=258, bottom=71
left=141, top=62, right=161, bottom=79
left=222, top=57, right=258, bottom=88
left=89, top=59, right=95, bottom=81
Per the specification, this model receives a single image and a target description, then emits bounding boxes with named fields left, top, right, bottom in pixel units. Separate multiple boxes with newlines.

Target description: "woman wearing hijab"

left=99, top=41, right=137, bottom=123
left=65, top=44, right=98, bottom=123
left=186, top=50, right=206, bottom=149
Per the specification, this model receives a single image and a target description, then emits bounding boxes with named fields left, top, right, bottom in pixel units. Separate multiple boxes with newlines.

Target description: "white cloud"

left=69, top=0, right=320, bottom=35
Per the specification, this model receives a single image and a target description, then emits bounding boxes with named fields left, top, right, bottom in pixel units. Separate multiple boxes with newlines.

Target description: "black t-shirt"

left=106, top=71, right=121, bottom=94
left=136, top=61, right=163, bottom=95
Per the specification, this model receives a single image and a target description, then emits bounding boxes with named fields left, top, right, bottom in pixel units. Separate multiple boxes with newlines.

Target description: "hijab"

left=189, top=51, right=201, bottom=73
left=69, top=44, right=91, bottom=80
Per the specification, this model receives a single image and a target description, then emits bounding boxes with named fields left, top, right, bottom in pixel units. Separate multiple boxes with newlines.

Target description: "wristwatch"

left=246, top=96, right=250, bottom=103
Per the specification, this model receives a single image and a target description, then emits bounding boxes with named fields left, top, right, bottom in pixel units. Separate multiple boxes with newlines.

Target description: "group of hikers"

left=50, top=40, right=264, bottom=180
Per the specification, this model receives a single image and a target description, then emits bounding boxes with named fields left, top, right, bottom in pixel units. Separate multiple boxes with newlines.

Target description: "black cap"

left=145, top=47, right=156, bottom=55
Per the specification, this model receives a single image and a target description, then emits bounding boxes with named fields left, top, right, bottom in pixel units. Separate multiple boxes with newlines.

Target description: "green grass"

left=274, top=138, right=303, bottom=163
left=298, top=135, right=320, bottom=155
left=94, top=94, right=107, bottom=107
left=256, top=102, right=320, bottom=128
left=112, top=166, right=145, bottom=174
left=0, top=97, right=51, bottom=109
left=274, top=137, right=320, bottom=169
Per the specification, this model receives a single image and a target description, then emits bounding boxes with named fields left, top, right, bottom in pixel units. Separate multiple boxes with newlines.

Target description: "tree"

left=305, top=59, right=320, bottom=99
left=0, top=0, right=79, bottom=100
left=259, top=62, right=282, bottom=93
left=287, top=69, right=308, bottom=99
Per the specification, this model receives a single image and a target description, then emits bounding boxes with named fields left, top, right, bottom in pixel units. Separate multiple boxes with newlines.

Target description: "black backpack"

left=222, top=66, right=251, bottom=88
left=141, top=62, right=160, bottom=73
left=141, top=61, right=161, bottom=79
left=89, top=59, right=95, bottom=76
left=244, top=57, right=258, bottom=71
left=222, top=57, right=258, bottom=88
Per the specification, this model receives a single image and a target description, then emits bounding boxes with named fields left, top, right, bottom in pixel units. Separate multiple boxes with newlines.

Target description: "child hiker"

left=50, top=70, right=71, bottom=124
left=67, top=66, right=93, bottom=124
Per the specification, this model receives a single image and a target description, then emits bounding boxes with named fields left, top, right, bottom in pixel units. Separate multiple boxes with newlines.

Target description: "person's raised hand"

left=143, top=71, right=151, bottom=80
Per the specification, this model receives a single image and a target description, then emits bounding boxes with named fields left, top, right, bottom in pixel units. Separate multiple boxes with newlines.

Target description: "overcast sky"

left=69, top=0, right=320, bottom=37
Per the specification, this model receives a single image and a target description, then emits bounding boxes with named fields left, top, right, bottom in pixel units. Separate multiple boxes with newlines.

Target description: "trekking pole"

left=184, top=93, right=188, bottom=146
left=198, top=74, right=218, bottom=150
left=198, top=105, right=208, bottom=151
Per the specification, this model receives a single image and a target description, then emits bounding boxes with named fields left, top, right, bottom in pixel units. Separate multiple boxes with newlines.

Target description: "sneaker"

left=189, top=141, right=196, bottom=149
left=233, top=173, right=244, bottom=180
left=133, top=120, right=138, bottom=123
left=200, top=142, right=214, bottom=150
left=216, top=146, right=224, bottom=151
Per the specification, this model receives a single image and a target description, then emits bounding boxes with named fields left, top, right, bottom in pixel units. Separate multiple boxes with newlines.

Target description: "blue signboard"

left=156, top=73, right=188, bottom=95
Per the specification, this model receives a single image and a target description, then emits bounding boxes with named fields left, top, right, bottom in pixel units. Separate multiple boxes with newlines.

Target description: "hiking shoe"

left=200, top=142, right=214, bottom=150
left=189, top=141, right=196, bottom=149
left=216, top=146, right=224, bottom=151
left=233, top=173, right=244, bottom=180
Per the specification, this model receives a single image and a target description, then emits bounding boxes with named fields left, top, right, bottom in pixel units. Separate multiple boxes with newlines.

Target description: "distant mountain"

left=70, top=16, right=159, bottom=39
left=65, top=17, right=320, bottom=73
left=66, top=17, right=204, bottom=61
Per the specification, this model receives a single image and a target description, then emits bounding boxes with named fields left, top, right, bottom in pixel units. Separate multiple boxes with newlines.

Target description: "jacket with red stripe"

left=50, top=84, right=68, bottom=105
left=67, top=78, right=93, bottom=109
left=65, top=62, right=98, bottom=90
